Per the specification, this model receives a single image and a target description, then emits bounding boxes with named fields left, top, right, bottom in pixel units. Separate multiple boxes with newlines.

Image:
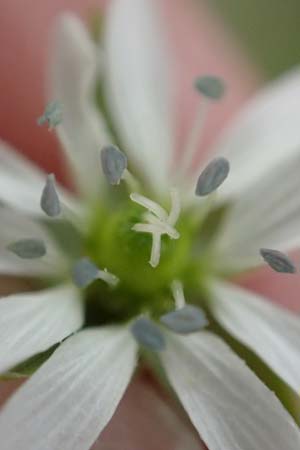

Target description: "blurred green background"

left=210, top=0, right=300, bottom=78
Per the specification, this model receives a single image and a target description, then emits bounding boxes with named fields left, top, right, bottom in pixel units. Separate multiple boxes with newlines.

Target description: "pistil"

left=130, top=189, right=181, bottom=268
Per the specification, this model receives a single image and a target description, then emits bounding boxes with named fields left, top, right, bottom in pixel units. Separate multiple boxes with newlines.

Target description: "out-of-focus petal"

left=51, top=13, right=112, bottom=199
left=208, top=69, right=300, bottom=199
left=104, top=0, right=174, bottom=194
left=210, top=280, right=300, bottom=392
left=0, top=283, right=83, bottom=373
left=199, top=69, right=300, bottom=269
left=0, top=140, right=79, bottom=217
left=161, top=331, right=300, bottom=450
left=0, top=207, right=67, bottom=277
left=0, top=326, right=137, bottom=450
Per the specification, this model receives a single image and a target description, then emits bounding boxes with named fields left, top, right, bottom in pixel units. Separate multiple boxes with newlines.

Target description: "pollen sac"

left=196, top=157, right=230, bottom=196
left=131, top=317, right=165, bottom=351
left=194, top=76, right=226, bottom=100
left=7, top=239, right=46, bottom=259
left=160, top=305, right=208, bottom=334
left=100, top=145, right=127, bottom=185
left=40, top=174, right=61, bottom=218
left=260, top=248, right=296, bottom=274
left=72, top=258, right=100, bottom=288
left=37, top=101, right=63, bottom=129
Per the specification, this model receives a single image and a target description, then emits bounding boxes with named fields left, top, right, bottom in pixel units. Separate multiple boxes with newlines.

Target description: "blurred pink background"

left=0, top=0, right=297, bottom=448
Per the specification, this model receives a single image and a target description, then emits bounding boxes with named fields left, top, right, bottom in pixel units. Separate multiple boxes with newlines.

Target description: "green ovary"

left=83, top=199, right=215, bottom=326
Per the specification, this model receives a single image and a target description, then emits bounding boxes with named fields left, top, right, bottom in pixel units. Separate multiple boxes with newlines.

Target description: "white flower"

left=0, top=0, right=300, bottom=449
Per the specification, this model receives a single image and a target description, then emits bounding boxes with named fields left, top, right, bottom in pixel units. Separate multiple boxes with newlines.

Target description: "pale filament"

left=121, top=169, right=140, bottom=192
left=171, top=280, right=186, bottom=310
left=177, top=99, right=209, bottom=181
left=98, top=269, right=119, bottom=287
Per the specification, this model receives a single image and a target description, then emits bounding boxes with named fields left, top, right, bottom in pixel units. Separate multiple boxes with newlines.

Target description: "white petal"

left=210, top=68, right=300, bottom=200
left=0, top=140, right=79, bottom=217
left=0, top=283, right=83, bottom=373
left=0, top=207, right=67, bottom=277
left=185, top=68, right=300, bottom=207
left=0, top=326, right=137, bottom=450
left=104, top=0, right=174, bottom=194
left=161, top=332, right=300, bottom=450
left=210, top=280, right=300, bottom=393
left=205, top=69, right=300, bottom=270
left=50, top=14, right=111, bottom=199
left=216, top=141, right=300, bottom=270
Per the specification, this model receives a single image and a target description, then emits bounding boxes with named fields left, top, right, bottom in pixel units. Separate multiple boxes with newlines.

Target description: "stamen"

left=131, top=317, right=165, bottom=351
left=72, top=257, right=119, bottom=288
left=59, top=202, right=85, bottom=232
left=159, top=280, right=208, bottom=334
left=7, top=239, right=46, bottom=259
left=178, top=75, right=225, bottom=181
left=260, top=248, right=296, bottom=274
left=40, top=173, right=83, bottom=232
left=130, top=193, right=168, bottom=221
left=72, top=258, right=99, bottom=288
left=168, top=188, right=181, bottom=226
left=194, top=75, right=226, bottom=100
left=100, top=145, right=127, bottom=185
left=40, top=174, right=61, bottom=217
left=122, top=169, right=140, bottom=192
left=160, top=305, right=208, bottom=334
left=37, top=101, right=63, bottom=129
left=179, top=99, right=209, bottom=178
left=98, top=268, right=119, bottom=287
left=171, top=280, right=186, bottom=309
left=195, top=157, right=230, bottom=196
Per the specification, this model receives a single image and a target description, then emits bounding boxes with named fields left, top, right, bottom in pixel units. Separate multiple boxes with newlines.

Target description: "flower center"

left=21, top=74, right=230, bottom=330
left=6, top=156, right=230, bottom=329
left=83, top=195, right=205, bottom=326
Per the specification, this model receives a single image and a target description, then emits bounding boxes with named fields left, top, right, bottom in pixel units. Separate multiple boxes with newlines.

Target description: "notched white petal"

left=100, top=145, right=127, bottom=185
left=51, top=13, right=112, bottom=199
left=40, top=174, right=61, bottom=217
left=160, top=305, right=208, bottom=334
left=0, top=327, right=137, bottom=450
left=195, top=157, right=230, bottom=196
left=0, top=283, right=83, bottom=374
left=0, top=140, right=79, bottom=217
left=161, top=332, right=300, bottom=450
left=7, top=239, right=46, bottom=259
left=104, top=0, right=174, bottom=193
left=210, top=280, right=300, bottom=392
left=194, top=75, right=226, bottom=100
left=260, top=248, right=296, bottom=273
left=131, top=317, right=165, bottom=351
